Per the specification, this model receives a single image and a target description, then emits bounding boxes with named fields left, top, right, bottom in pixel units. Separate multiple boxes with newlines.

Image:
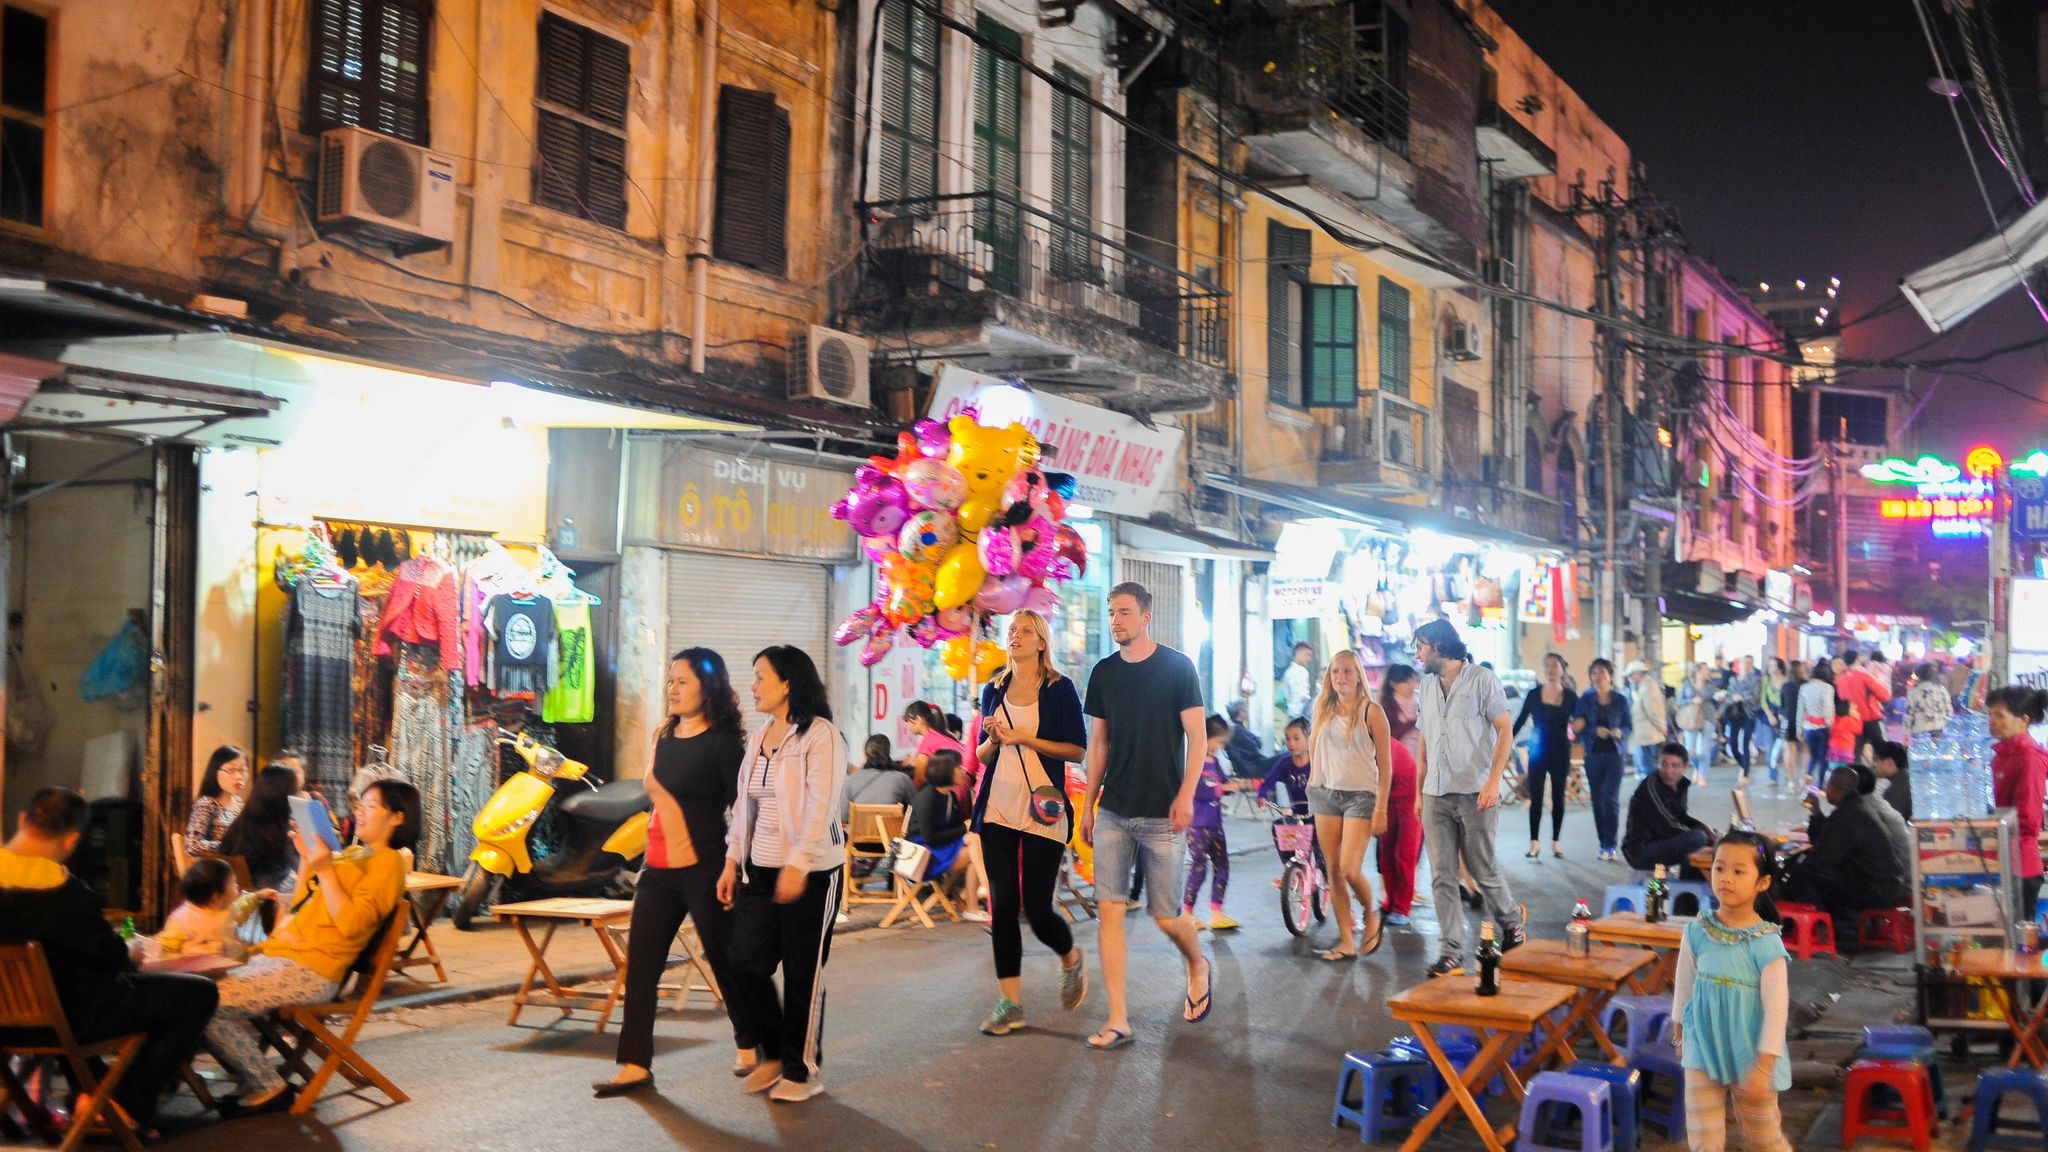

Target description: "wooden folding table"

left=394, top=872, right=463, bottom=983
left=1587, top=912, right=1691, bottom=994
left=1500, top=938, right=1655, bottom=1072
left=1386, top=975, right=1576, bottom=1152
left=491, top=897, right=635, bottom=1032
left=1954, top=948, right=2048, bottom=1068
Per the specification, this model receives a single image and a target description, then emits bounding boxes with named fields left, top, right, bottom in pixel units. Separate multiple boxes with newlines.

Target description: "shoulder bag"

left=999, top=695, right=1066, bottom=827
left=891, top=838, right=931, bottom=882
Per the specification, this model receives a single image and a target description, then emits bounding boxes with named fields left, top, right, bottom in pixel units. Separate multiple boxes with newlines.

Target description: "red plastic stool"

left=1842, top=1058, right=1936, bottom=1151
left=1856, top=908, right=1916, bottom=954
left=1778, top=904, right=1838, bottom=960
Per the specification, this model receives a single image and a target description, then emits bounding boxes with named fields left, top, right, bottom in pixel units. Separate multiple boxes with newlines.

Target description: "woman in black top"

left=1513, top=653, right=1576, bottom=859
left=1572, top=658, right=1633, bottom=861
left=597, top=647, right=756, bottom=1098
left=218, top=765, right=301, bottom=892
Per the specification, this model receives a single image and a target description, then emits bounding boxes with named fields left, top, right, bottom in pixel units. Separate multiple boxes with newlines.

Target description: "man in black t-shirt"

left=1079, top=582, right=1211, bottom=1051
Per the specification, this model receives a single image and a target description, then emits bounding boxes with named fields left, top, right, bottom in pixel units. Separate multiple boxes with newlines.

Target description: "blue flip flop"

left=1185, top=957, right=1213, bottom=1023
left=1086, top=1027, right=1135, bottom=1050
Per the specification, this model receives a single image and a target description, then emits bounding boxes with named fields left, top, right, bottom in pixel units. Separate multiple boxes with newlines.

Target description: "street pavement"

left=154, top=770, right=1872, bottom=1151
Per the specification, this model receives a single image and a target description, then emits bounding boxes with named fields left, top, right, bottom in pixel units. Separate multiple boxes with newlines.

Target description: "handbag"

left=891, top=837, right=931, bottom=883
left=999, top=697, right=1066, bottom=827
left=1675, top=701, right=1704, bottom=733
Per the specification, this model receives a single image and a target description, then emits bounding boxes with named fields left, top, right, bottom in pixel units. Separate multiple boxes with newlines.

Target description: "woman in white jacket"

left=718, top=645, right=847, bottom=1104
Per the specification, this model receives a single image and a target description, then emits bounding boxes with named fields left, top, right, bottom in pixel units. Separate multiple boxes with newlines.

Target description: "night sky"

left=1488, top=0, right=2048, bottom=459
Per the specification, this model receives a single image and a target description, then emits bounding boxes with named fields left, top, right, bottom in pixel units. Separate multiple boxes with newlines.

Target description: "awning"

left=1118, top=515, right=1272, bottom=561
left=1204, top=472, right=1559, bottom=552
left=1661, top=590, right=1761, bottom=627
left=15, top=368, right=285, bottom=446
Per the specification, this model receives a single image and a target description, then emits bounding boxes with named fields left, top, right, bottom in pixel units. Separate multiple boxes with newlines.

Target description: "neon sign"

left=1862, top=455, right=1962, bottom=485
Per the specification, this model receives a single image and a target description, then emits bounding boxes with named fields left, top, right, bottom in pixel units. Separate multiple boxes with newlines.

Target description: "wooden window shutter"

left=533, top=11, right=630, bottom=229
left=307, top=0, right=431, bottom=145
left=1378, top=277, right=1411, bottom=397
left=1266, top=223, right=1312, bottom=406
left=714, top=85, right=791, bottom=275
left=1303, top=283, right=1359, bottom=408
left=1049, top=65, right=1094, bottom=278
left=877, top=1, right=939, bottom=202
left=972, top=19, right=1022, bottom=292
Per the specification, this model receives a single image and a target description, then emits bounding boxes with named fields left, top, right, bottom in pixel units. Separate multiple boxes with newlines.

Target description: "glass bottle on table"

left=1476, top=922, right=1502, bottom=996
left=1644, top=864, right=1667, bottom=924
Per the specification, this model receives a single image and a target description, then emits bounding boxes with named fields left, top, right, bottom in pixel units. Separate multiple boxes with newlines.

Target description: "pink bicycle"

left=1271, top=815, right=1328, bottom=937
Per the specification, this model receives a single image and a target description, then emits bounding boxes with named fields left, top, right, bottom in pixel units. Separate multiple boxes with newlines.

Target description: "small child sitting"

left=159, top=857, right=264, bottom=959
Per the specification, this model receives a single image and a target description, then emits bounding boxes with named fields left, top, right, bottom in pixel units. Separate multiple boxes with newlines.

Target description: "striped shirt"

left=747, top=752, right=784, bottom=869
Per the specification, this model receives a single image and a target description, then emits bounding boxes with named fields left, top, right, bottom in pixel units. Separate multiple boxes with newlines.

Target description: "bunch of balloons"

left=831, top=409, right=1090, bottom=674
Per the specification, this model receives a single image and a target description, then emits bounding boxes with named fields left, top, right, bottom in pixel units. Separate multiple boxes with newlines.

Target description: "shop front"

left=1210, top=475, right=1559, bottom=735
left=618, top=435, right=866, bottom=756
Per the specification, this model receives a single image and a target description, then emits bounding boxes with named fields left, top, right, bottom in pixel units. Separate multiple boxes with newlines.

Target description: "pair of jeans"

left=1092, top=808, right=1185, bottom=919
left=1625, top=829, right=1712, bottom=872
left=1422, top=792, right=1522, bottom=960
left=1722, top=706, right=1752, bottom=775
left=1583, top=754, right=1623, bottom=853
left=73, top=973, right=219, bottom=1124
left=615, top=861, right=757, bottom=1069
left=979, top=822, right=1072, bottom=980
left=1635, top=743, right=1660, bottom=776
left=1525, top=750, right=1570, bottom=842
left=730, top=865, right=838, bottom=1084
left=1803, top=729, right=1831, bottom=786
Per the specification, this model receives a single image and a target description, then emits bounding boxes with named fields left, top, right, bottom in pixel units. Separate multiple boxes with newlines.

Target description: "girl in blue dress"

left=1670, top=829, right=1794, bottom=1152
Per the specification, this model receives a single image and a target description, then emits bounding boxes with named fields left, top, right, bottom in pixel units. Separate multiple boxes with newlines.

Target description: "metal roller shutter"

left=665, top=552, right=829, bottom=728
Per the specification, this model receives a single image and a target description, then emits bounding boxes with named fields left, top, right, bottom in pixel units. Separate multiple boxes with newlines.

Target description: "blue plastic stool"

left=1330, top=1049, right=1438, bottom=1142
left=1971, top=1068, right=2048, bottom=1151
left=1564, top=1063, right=1642, bottom=1152
left=1603, top=884, right=1647, bottom=916
left=1665, top=880, right=1712, bottom=917
left=1598, top=995, right=1672, bottom=1059
left=2035, top=893, right=2048, bottom=923
left=1629, top=870, right=1654, bottom=885
left=1628, top=1033, right=1686, bottom=1139
left=1390, top=1027, right=1504, bottom=1098
left=1862, top=1026, right=1947, bottom=1120
left=1518, top=1070, right=1615, bottom=1152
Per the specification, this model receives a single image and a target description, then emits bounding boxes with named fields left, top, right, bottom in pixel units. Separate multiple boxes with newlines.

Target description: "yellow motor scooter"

left=451, top=730, right=649, bottom=929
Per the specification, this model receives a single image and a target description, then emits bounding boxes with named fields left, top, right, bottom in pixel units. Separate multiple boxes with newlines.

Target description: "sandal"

left=1183, top=957, right=1213, bottom=1023
left=1361, top=915, right=1385, bottom=957
left=1318, top=946, right=1358, bottom=962
left=1086, top=1026, right=1135, bottom=1051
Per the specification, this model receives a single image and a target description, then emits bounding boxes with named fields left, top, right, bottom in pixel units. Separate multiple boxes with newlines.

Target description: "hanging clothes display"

left=542, top=598, right=595, bottom=724
left=284, top=578, right=360, bottom=808
left=483, top=593, right=557, bottom=697
left=448, top=720, right=496, bottom=871
left=389, top=641, right=458, bottom=870
left=376, top=556, right=463, bottom=671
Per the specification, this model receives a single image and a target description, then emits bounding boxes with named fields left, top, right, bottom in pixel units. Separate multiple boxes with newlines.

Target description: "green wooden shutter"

left=1266, top=223, right=1312, bottom=406
left=973, top=19, right=1022, bottom=292
left=714, top=85, right=791, bottom=275
left=1049, top=65, right=1093, bottom=279
left=1378, top=277, right=1411, bottom=397
left=878, top=1, right=939, bottom=203
left=1303, top=283, right=1359, bottom=408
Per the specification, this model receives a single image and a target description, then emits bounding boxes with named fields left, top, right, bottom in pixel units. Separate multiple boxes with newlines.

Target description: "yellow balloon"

left=973, top=639, right=1006, bottom=680
left=941, top=635, right=974, bottom=680
left=947, top=415, right=1035, bottom=537
left=932, top=542, right=986, bottom=610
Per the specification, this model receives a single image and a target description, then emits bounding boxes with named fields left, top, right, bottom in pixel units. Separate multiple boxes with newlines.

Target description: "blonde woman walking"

left=1309, top=648, right=1393, bottom=961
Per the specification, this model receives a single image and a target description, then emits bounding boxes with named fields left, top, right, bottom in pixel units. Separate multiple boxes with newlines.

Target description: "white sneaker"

left=740, top=1060, right=784, bottom=1094
left=769, top=1077, right=823, bottom=1103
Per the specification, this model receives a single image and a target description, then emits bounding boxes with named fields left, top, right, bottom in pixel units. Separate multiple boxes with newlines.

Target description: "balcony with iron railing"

left=844, top=192, right=1231, bottom=407
left=1238, top=7, right=1412, bottom=161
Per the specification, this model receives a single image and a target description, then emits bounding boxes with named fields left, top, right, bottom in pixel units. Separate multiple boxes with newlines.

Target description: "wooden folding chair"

left=844, top=804, right=908, bottom=909
left=265, top=909, right=408, bottom=1116
left=1055, top=853, right=1099, bottom=923
left=0, top=943, right=148, bottom=1152
left=168, top=831, right=191, bottom=877
left=879, top=845, right=962, bottom=929
left=600, top=919, right=724, bottom=1012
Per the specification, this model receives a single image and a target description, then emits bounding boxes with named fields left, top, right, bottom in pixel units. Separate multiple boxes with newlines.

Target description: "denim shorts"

left=1308, top=786, right=1377, bottom=820
left=1093, top=808, right=1185, bottom=919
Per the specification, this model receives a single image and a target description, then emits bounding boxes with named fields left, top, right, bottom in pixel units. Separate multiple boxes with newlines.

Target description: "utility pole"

left=1829, top=432, right=1849, bottom=641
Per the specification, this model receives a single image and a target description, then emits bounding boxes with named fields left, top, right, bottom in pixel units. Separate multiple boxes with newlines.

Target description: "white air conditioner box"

left=316, top=126, right=456, bottom=249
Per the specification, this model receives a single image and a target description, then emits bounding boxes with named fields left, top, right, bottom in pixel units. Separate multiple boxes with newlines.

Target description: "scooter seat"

left=558, top=779, right=648, bottom=828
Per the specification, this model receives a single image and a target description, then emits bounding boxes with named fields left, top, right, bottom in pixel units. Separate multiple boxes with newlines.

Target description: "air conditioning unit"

left=788, top=326, right=873, bottom=408
left=1445, top=320, right=1484, bottom=362
left=316, top=126, right=456, bottom=251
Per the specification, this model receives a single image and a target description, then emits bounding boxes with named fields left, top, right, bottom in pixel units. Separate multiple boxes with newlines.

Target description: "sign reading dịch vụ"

left=625, top=439, right=857, bottom=562
left=927, top=365, right=1184, bottom=519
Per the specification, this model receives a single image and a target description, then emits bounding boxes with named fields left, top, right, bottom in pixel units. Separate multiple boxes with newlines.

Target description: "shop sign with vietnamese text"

left=626, top=439, right=856, bottom=562
left=927, top=365, right=1183, bottom=519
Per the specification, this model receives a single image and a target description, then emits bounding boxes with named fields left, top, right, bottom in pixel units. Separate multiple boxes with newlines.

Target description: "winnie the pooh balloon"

left=947, top=415, right=1039, bottom=535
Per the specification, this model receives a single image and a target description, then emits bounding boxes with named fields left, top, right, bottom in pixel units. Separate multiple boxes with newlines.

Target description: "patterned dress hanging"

left=284, top=580, right=360, bottom=809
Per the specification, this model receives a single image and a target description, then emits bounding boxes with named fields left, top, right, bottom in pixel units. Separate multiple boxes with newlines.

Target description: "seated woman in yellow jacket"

left=202, top=777, right=419, bottom=1109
